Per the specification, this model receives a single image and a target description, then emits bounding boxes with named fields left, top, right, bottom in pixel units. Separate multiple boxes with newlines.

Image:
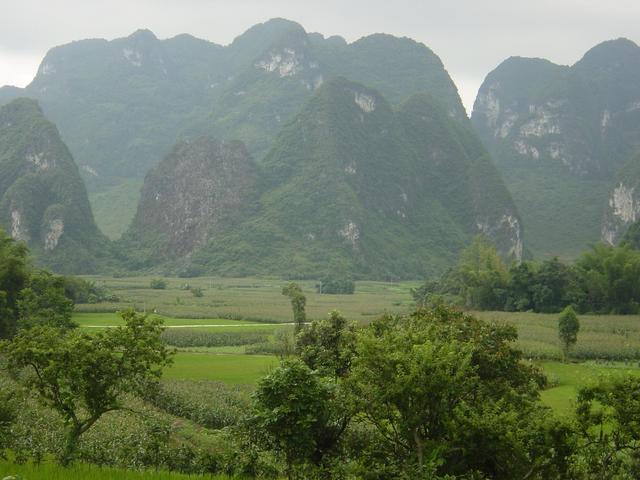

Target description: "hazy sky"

left=2, top=0, right=640, bottom=114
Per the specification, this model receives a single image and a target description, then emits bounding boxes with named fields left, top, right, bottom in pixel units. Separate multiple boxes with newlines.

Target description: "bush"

left=191, top=287, right=204, bottom=298
left=150, top=279, right=167, bottom=290
left=317, top=276, right=355, bottom=295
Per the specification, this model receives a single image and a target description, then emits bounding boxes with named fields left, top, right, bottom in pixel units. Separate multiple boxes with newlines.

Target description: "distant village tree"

left=282, top=282, right=306, bottom=333
left=558, top=305, right=580, bottom=360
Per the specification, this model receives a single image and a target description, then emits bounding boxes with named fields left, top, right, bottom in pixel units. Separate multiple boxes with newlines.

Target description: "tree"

left=0, top=381, right=17, bottom=452
left=558, top=306, right=579, bottom=360
left=456, top=235, right=509, bottom=310
left=347, top=305, right=569, bottom=479
left=0, top=229, right=29, bottom=339
left=282, top=283, right=306, bottom=333
left=1, top=309, right=173, bottom=465
left=250, top=359, right=350, bottom=478
left=530, top=258, right=573, bottom=313
left=317, top=276, right=355, bottom=295
left=296, top=311, right=356, bottom=379
left=17, top=270, right=75, bottom=331
left=575, top=376, right=640, bottom=477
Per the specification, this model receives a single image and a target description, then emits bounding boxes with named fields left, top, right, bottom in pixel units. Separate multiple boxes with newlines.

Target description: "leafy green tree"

left=282, top=282, right=306, bottom=333
left=296, top=311, right=356, bottom=379
left=0, top=229, right=29, bottom=338
left=17, top=270, right=75, bottom=331
left=574, top=243, right=640, bottom=313
left=0, top=381, right=17, bottom=453
left=1, top=310, right=173, bottom=465
left=530, top=258, right=573, bottom=313
left=250, top=359, right=350, bottom=478
left=575, top=376, right=640, bottom=477
left=347, top=305, right=570, bottom=479
left=504, top=261, right=537, bottom=311
left=558, top=306, right=579, bottom=360
left=317, top=276, right=355, bottom=295
left=456, top=236, right=509, bottom=310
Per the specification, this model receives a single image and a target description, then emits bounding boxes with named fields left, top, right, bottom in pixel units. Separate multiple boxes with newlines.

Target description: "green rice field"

left=164, top=352, right=278, bottom=384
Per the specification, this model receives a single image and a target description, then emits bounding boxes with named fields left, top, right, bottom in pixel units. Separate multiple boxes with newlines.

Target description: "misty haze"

left=1, top=2, right=640, bottom=479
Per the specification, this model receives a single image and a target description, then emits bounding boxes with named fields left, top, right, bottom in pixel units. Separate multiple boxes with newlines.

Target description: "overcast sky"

left=1, top=0, right=639, bottom=114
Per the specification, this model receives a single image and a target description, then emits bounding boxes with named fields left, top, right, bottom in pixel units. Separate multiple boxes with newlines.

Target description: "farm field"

left=76, top=275, right=418, bottom=322
left=69, top=281, right=640, bottom=421
left=74, top=312, right=286, bottom=330
left=0, top=459, right=230, bottom=479
left=537, top=361, right=640, bottom=415
left=475, top=310, right=640, bottom=361
left=164, top=352, right=278, bottom=384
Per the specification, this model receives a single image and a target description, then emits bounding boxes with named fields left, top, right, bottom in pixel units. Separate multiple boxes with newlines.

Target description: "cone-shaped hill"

left=0, top=98, right=109, bottom=272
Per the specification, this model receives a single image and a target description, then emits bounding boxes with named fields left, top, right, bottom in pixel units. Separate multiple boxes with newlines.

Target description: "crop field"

left=69, top=279, right=640, bottom=422
left=74, top=312, right=287, bottom=330
left=537, top=361, right=640, bottom=415
left=164, top=352, right=278, bottom=384
left=476, top=311, right=640, bottom=361
left=0, top=459, right=230, bottom=479
left=76, top=275, right=418, bottom=322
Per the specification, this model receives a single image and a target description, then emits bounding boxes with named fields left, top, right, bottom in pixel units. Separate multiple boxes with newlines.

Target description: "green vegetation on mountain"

left=1, top=19, right=468, bottom=238
left=0, top=99, right=110, bottom=273
left=472, top=38, right=640, bottom=258
left=126, top=78, right=520, bottom=278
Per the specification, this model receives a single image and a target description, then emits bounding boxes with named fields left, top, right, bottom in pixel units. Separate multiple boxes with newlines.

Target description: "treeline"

left=413, top=236, right=640, bottom=314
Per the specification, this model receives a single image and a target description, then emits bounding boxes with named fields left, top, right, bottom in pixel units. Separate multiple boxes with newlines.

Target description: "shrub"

left=317, top=276, right=356, bottom=295
left=150, top=279, right=168, bottom=290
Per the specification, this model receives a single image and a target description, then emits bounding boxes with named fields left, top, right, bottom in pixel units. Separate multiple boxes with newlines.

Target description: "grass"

left=0, top=459, right=229, bottom=479
left=164, top=352, right=278, bottom=384
left=538, top=361, right=640, bottom=416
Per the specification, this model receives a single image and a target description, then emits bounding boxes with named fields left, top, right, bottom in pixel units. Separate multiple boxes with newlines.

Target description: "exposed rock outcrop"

left=125, top=137, right=256, bottom=259
left=472, top=39, right=640, bottom=257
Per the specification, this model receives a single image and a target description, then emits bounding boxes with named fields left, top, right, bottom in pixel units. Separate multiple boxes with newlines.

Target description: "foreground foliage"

left=1, top=310, right=173, bottom=465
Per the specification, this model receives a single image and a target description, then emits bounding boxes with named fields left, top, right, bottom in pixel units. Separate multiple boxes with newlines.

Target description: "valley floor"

left=6, top=276, right=640, bottom=478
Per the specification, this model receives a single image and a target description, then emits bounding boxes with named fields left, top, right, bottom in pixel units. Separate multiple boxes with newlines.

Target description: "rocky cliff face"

left=125, top=138, right=256, bottom=260
left=0, top=98, right=107, bottom=272
left=472, top=38, right=640, bottom=257
left=602, top=153, right=640, bottom=244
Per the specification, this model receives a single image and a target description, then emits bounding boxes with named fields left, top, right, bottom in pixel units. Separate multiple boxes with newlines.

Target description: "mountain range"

left=0, top=18, right=465, bottom=240
left=4, top=20, right=640, bottom=277
left=472, top=38, right=640, bottom=258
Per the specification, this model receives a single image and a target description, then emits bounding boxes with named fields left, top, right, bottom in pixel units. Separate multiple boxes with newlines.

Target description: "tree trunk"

left=414, top=427, right=424, bottom=470
left=60, top=424, right=82, bottom=466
